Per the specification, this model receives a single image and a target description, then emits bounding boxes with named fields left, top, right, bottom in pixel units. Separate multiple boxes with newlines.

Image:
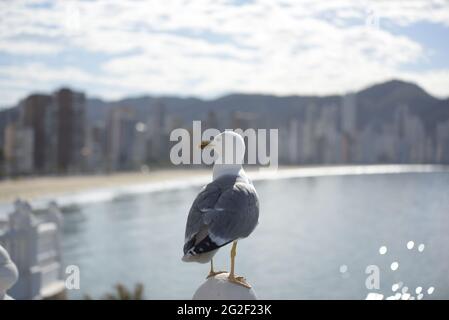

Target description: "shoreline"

left=1, top=164, right=448, bottom=215
left=0, top=169, right=210, bottom=203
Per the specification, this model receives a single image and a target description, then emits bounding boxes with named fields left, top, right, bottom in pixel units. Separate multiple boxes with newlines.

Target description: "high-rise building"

left=19, top=94, right=54, bottom=173
left=0, top=107, right=19, bottom=152
left=148, top=101, right=166, bottom=163
left=83, top=123, right=107, bottom=172
left=132, top=121, right=149, bottom=168
left=342, top=93, right=357, bottom=135
left=17, top=89, right=86, bottom=174
left=54, top=88, right=86, bottom=173
left=316, top=105, right=340, bottom=163
left=377, top=123, right=397, bottom=163
left=302, top=104, right=317, bottom=163
left=3, top=123, right=34, bottom=175
left=231, top=111, right=258, bottom=131
left=107, top=106, right=137, bottom=170
left=404, top=113, right=425, bottom=163
left=341, top=93, right=357, bottom=163
left=287, top=118, right=301, bottom=164
left=205, top=110, right=219, bottom=130
left=436, top=120, right=449, bottom=163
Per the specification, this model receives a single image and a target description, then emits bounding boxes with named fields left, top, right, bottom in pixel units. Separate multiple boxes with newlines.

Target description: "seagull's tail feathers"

left=182, top=249, right=216, bottom=264
left=182, top=235, right=232, bottom=263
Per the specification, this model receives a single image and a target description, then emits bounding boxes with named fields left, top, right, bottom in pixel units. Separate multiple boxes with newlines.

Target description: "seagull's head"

left=201, top=131, right=245, bottom=165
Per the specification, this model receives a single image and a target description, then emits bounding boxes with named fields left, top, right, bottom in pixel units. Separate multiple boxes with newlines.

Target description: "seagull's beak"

left=200, top=140, right=214, bottom=149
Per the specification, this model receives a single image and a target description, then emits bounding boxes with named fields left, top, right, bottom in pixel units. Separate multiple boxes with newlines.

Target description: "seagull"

left=182, top=131, right=259, bottom=288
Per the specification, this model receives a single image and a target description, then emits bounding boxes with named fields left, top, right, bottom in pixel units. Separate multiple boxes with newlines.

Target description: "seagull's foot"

left=206, top=270, right=227, bottom=279
left=228, top=274, right=251, bottom=289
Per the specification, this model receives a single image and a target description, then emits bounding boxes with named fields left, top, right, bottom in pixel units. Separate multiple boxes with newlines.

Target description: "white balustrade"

left=0, top=199, right=65, bottom=300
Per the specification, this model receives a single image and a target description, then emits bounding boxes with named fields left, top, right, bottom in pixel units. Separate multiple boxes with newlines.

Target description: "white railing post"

left=47, top=201, right=63, bottom=280
left=7, top=199, right=42, bottom=300
left=0, top=244, right=19, bottom=300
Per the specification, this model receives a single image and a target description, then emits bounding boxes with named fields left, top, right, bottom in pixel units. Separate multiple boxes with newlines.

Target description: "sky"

left=0, top=0, right=449, bottom=108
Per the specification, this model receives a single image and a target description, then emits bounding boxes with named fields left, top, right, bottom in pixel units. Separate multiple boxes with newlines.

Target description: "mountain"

left=1, top=79, right=448, bottom=135
left=84, top=79, right=448, bottom=134
left=356, top=79, right=447, bottom=133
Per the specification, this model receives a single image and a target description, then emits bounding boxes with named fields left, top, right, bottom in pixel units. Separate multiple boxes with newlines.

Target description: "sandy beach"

left=0, top=169, right=210, bottom=204
left=1, top=164, right=448, bottom=210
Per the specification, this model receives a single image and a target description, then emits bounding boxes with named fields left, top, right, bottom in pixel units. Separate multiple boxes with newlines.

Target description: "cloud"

left=402, top=69, right=449, bottom=98
left=0, top=0, right=448, bottom=106
left=0, top=39, right=64, bottom=55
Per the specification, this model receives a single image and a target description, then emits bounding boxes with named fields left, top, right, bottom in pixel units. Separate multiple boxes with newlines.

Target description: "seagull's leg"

left=206, top=258, right=226, bottom=279
left=228, top=241, right=251, bottom=288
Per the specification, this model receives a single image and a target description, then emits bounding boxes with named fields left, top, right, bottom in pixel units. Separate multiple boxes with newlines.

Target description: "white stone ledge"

left=193, top=273, right=257, bottom=300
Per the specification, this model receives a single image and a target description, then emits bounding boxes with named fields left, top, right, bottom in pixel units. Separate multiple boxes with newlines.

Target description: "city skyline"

left=1, top=78, right=448, bottom=177
left=1, top=0, right=449, bottom=108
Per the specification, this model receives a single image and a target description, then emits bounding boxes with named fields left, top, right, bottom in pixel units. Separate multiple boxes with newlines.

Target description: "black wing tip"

left=183, top=235, right=233, bottom=257
left=183, top=237, right=195, bottom=255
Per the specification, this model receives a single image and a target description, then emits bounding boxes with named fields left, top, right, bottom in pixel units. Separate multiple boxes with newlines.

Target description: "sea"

left=59, top=166, right=449, bottom=299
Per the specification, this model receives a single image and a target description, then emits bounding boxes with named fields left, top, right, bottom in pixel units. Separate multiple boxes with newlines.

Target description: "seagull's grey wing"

left=207, top=181, right=259, bottom=246
left=183, top=176, right=259, bottom=259
left=183, top=183, right=221, bottom=249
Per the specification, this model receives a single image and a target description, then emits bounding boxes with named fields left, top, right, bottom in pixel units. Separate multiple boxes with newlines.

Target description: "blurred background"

left=0, top=0, right=448, bottom=300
